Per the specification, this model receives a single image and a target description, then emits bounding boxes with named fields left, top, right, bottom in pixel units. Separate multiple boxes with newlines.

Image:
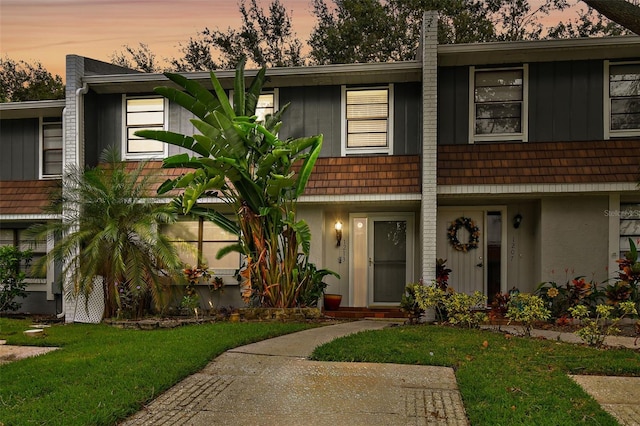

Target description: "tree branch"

left=582, top=0, right=640, bottom=35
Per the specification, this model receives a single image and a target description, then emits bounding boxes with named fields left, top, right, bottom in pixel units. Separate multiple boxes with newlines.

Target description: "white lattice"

left=72, top=276, right=105, bottom=323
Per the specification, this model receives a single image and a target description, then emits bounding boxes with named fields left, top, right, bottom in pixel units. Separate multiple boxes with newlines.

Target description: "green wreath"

left=447, top=217, right=480, bottom=252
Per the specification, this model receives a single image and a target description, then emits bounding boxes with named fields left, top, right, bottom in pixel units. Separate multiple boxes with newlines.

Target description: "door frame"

left=437, top=206, right=508, bottom=296
left=348, top=212, right=415, bottom=307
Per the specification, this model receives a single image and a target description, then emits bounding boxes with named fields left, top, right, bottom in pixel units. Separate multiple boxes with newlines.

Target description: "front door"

left=349, top=214, right=414, bottom=306
left=437, top=209, right=485, bottom=294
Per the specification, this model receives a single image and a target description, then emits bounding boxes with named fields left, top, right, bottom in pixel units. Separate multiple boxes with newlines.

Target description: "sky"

left=1, top=0, right=584, bottom=79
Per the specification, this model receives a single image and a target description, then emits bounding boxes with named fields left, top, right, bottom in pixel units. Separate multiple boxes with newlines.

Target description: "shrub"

left=569, top=301, right=638, bottom=347
left=535, top=275, right=603, bottom=319
left=400, top=283, right=424, bottom=324
left=442, top=291, right=487, bottom=329
left=414, top=282, right=448, bottom=322
left=0, top=246, right=32, bottom=313
left=506, top=293, right=551, bottom=336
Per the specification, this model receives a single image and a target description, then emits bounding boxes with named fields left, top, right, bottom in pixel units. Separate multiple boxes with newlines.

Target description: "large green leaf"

left=245, top=67, right=267, bottom=116
left=161, top=72, right=219, bottom=114
left=294, top=135, right=323, bottom=198
left=233, top=56, right=247, bottom=116
left=209, top=71, right=235, bottom=119
left=154, top=86, right=208, bottom=121
left=135, top=130, right=209, bottom=158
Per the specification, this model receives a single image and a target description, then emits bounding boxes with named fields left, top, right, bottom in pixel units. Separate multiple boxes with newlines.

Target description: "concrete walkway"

left=121, top=320, right=468, bottom=425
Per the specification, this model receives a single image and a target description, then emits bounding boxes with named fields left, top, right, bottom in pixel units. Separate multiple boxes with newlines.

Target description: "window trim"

left=39, top=116, right=63, bottom=179
left=468, top=65, right=528, bottom=144
left=162, top=217, right=241, bottom=278
left=122, top=95, right=168, bottom=160
left=229, top=88, right=279, bottom=122
left=341, top=85, right=394, bottom=156
left=604, top=60, right=640, bottom=139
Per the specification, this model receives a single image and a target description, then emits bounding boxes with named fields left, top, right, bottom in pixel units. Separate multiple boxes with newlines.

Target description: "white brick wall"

left=63, top=55, right=84, bottom=322
left=421, top=11, right=438, bottom=282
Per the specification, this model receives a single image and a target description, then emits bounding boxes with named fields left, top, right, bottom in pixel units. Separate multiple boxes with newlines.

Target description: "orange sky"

left=1, top=0, right=584, bottom=79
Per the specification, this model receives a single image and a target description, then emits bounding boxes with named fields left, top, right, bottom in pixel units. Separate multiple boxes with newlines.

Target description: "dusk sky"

left=2, top=0, right=583, bottom=79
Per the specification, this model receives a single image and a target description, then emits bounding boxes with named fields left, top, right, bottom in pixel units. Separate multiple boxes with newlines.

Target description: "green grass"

left=0, top=318, right=313, bottom=426
left=311, top=325, right=640, bottom=426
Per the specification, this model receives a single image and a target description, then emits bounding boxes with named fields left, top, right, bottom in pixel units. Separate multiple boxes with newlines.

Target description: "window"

left=620, top=204, right=640, bottom=256
left=606, top=61, right=640, bottom=138
left=342, top=86, right=393, bottom=155
left=41, top=117, right=62, bottom=177
left=0, top=228, right=47, bottom=280
left=124, top=96, right=167, bottom=159
left=470, top=66, right=528, bottom=143
left=163, top=218, right=240, bottom=275
left=255, top=91, right=275, bottom=122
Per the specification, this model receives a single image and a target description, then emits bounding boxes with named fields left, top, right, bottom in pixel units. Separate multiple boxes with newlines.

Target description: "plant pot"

left=323, top=293, right=342, bottom=311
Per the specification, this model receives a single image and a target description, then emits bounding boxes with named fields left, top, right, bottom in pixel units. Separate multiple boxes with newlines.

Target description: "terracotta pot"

left=323, top=293, right=342, bottom=311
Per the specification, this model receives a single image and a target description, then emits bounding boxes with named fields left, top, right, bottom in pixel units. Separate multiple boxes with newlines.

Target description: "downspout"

left=75, top=83, right=89, bottom=167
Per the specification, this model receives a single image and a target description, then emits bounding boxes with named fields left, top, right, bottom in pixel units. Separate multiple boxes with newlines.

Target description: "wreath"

left=447, top=217, right=480, bottom=252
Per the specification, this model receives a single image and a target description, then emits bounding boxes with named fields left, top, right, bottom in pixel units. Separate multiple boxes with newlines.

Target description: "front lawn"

left=0, top=318, right=312, bottom=425
left=311, top=324, right=640, bottom=425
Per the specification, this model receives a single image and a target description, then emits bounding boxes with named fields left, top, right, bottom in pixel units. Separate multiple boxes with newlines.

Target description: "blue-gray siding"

left=437, top=60, right=606, bottom=145
left=0, top=118, right=40, bottom=180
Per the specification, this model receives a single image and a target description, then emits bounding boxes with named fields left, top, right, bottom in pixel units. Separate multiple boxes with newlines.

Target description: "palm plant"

left=30, top=148, right=184, bottom=319
left=136, top=57, right=325, bottom=308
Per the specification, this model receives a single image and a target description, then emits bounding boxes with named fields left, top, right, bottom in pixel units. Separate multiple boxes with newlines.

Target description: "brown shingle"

left=438, top=140, right=640, bottom=185
left=0, top=180, right=61, bottom=215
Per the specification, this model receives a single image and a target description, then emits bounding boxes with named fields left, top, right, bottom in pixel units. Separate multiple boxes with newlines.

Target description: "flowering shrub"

left=569, top=301, right=638, bottom=347
left=506, top=293, right=551, bottom=336
left=535, top=275, right=603, bottom=319
left=115, top=281, right=148, bottom=319
left=442, top=291, right=487, bottom=329
left=414, top=282, right=449, bottom=322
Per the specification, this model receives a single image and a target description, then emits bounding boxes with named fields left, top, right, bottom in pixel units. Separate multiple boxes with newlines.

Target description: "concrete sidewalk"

left=121, top=320, right=468, bottom=425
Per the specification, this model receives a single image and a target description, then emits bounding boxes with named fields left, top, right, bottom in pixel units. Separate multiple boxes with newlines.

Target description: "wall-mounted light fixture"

left=335, top=221, right=343, bottom=247
left=513, top=213, right=523, bottom=229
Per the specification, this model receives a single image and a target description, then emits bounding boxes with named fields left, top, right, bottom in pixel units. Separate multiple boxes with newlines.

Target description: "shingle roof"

left=303, top=155, right=421, bottom=195
left=437, top=140, right=640, bottom=185
left=0, top=180, right=60, bottom=215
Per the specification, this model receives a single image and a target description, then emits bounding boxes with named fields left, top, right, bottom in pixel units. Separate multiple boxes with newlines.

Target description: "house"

left=1, top=12, right=639, bottom=320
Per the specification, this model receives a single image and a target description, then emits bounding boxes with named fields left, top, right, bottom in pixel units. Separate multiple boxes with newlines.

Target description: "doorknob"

left=476, top=262, right=483, bottom=268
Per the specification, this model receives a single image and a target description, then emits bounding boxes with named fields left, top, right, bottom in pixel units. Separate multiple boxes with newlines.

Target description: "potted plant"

left=323, top=293, right=342, bottom=311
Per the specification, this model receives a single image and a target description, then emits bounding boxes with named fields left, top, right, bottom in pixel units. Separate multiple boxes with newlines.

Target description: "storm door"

left=368, top=215, right=414, bottom=305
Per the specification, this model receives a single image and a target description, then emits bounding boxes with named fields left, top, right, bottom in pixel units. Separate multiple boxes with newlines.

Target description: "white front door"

left=437, top=209, right=485, bottom=294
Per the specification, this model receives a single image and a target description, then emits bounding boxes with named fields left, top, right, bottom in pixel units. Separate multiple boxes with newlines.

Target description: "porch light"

left=513, top=213, right=523, bottom=229
left=335, top=221, right=343, bottom=247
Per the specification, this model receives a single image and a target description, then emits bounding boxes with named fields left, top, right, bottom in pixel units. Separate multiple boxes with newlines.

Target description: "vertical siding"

left=529, top=60, right=603, bottom=142
left=168, top=102, right=198, bottom=156
left=437, top=66, right=469, bottom=145
left=279, top=86, right=341, bottom=157
left=85, top=92, right=121, bottom=167
left=393, top=82, right=422, bottom=155
left=0, top=118, right=39, bottom=180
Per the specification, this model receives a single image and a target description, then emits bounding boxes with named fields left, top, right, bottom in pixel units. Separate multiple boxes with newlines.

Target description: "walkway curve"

left=121, top=320, right=468, bottom=425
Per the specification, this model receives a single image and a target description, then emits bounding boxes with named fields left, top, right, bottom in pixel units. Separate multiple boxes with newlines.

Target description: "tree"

left=548, top=5, right=632, bottom=38
left=30, top=149, right=184, bottom=319
left=136, top=58, right=328, bottom=308
left=172, top=0, right=304, bottom=70
left=308, top=0, right=572, bottom=64
left=0, top=57, right=64, bottom=102
left=0, top=246, right=32, bottom=313
left=582, top=0, right=640, bottom=35
left=110, top=43, right=162, bottom=73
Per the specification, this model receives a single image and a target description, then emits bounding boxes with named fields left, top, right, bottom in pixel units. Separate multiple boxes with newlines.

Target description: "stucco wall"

left=540, top=196, right=609, bottom=285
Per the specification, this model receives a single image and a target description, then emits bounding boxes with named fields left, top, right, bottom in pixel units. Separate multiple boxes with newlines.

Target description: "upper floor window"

left=123, top=96, right=167, bottom=159
left=470, top=66, right=528, bottom=143
left=342, top=85, right=393, bottom=155
left=606, top=61, right=640, bottom=138
left=41, top=117, right=62, bottom=177
left=255, top=91, right=276, bottom=122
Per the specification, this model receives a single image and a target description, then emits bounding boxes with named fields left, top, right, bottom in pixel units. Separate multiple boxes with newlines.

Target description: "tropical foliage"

left=0, top=246, right=32, bottom=313
left=136, top=57, right=326, bottom=308
left=29, top=149, right=184, bottom=318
